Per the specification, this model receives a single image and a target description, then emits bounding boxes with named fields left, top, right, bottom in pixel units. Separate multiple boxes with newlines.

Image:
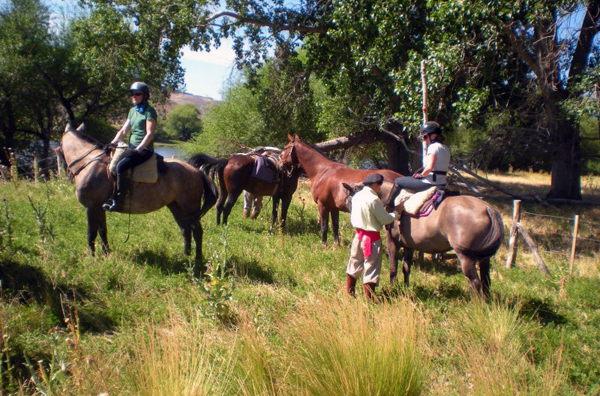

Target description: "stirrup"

left=102, top=197, right=123, bottom=212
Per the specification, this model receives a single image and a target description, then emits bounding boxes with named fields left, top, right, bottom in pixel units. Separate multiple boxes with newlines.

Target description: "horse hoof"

left=242, top=209, right=250, bottom=218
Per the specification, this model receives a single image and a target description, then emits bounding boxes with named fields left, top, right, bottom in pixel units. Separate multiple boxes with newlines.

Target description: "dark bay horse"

left=280, top=135, right=403, bottom=245
left=343, top=181, right=504, bottom=297
left=188, top=151, right=300, bottom=230
left=61, top=124, right=217, bottom=267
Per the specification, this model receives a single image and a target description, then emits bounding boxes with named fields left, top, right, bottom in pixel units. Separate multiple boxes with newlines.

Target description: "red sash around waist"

left=355, top=228, right=381, bottom=258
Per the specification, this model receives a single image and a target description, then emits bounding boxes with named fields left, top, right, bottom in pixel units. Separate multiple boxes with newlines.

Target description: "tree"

left=162, top=103, right=203, bottom=141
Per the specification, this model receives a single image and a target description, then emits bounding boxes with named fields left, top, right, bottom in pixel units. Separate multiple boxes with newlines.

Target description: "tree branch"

left=206, top=11, right=328, bottom=34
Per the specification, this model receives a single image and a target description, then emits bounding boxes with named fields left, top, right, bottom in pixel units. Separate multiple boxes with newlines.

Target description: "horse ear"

left=294, top=134, right=299, bottom=140
left=76, top=123, right=85, bottom=132
left=287, top=134, right=293, bottom=141
left=342, top=183, right=354, bottom=193
left=64, top=123, right=74, bottom=133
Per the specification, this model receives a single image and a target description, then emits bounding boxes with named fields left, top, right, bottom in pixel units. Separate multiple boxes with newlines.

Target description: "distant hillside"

left=158, top=92, right=219, bottom=116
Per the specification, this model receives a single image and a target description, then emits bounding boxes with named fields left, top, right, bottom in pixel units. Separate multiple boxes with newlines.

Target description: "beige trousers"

left=346, top=233, right=383, bottom=284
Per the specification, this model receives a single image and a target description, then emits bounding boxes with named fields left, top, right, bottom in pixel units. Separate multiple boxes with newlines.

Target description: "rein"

left=66, top=145, right=109, bottom=178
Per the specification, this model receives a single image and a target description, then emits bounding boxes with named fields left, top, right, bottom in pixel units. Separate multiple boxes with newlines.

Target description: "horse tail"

left=188, top=153, right=227, bottom=179
left=198, top=170, right=218, bottom=219
left=456, top=206, right=505, bottom=260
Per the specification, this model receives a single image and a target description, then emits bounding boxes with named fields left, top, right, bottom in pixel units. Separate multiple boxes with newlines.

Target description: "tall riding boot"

left=103, top=174, right=128, bottom=212
left=346, top=275, right=357, bottom=297
left=385, top=182, right=402, bottom=208
left=363, top=282, right=378, bottom=301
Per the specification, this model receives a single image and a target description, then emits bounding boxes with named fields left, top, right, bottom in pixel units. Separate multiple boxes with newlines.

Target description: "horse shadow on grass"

left=0, top=260, right=115, bottom=333
left=230, top=254, right=276, bottom=284
left=501, top=294, right=568, bottom=326
left=131, top=249, right=194, bottom=276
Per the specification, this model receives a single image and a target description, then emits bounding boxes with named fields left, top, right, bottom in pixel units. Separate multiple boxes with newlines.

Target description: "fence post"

left=33, top=155, right=39, bottom=184
left=505, top=200, right=521, bottom=268
left=569, top=215, right=580, bottom=276
left=56, top=149, right=64, bottom=177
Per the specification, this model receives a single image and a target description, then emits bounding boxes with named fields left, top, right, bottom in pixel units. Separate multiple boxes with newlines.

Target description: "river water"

left=154, top=145, right=185, bottom=159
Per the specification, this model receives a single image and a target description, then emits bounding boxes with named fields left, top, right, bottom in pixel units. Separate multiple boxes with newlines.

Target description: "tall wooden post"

left=33, top=155, right=39, bottom=184
left=569, top=215, right=580, bottom=276
left=505, top=200, right=521, bottom=268
left=420, top=60, right=428, bottom=166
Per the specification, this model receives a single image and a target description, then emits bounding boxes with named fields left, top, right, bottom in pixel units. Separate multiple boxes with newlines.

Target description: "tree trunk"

left=547, top=121, right=582, bottom=200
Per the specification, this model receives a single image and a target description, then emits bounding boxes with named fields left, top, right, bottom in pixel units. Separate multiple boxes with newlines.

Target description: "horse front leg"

left=331, top=209, right=340, bottom=245
left=317, top=203, right=330, bottom=246
left=86, top=207, right=107, bottom=256
left=386, top=236, right=399, bottom=285
left=402, top=248, right=414, bottom=286
left=279, top=193, right=293, bottom=231
left=270, top=196, right=280, bottom=233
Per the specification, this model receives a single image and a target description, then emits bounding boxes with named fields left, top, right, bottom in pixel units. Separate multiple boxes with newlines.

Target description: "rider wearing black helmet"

left=103, top=82, right=157, bottom=212
left=386, top=121, right=451, bottom=207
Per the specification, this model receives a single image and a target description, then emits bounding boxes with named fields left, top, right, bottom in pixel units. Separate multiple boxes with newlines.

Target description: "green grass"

left=0, top=175, right=599, bottom=395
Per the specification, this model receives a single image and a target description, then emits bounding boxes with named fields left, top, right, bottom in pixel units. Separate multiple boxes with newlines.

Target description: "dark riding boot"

left=346, top=274, right=357, bottom=297
left=363, top=282, right=377, bottom=301
left=103, top=174, right=128, bottom=212
left=385, top=182, right=402, bottom=208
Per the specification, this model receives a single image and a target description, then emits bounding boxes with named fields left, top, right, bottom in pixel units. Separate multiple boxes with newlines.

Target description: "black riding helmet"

left=130, top=81, right=150, bottom=101
left=419, top=121, right=441, bottom=138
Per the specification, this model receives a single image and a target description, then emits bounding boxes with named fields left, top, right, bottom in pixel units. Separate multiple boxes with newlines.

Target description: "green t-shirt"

left=127, top=104, right=157, bottom=151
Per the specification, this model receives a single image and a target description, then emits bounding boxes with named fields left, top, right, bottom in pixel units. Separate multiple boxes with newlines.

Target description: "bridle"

left=280, top=140, right=298, bottom=177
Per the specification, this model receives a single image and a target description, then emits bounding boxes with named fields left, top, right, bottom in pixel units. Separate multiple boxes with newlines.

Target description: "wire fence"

left=507, top=200, right=600, bottom=278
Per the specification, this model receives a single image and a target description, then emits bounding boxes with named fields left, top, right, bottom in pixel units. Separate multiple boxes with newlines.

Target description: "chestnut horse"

left=188, top=152, right=300, bottom=230
left=61, top=124, right=217, bottom=268
left=342, top=181, right=504, bottom=297
left=280, top=135, right=403, bottom=245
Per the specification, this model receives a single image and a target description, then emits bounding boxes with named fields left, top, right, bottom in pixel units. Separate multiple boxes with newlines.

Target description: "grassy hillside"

left=0, top=173, right=599, bottom=395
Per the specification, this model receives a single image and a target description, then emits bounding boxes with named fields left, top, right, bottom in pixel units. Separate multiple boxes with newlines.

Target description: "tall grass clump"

left=125, top=307, right=233, bottom=396
left=449, top=300, right=565, bottom=395
left=234, top=323, right=280, bottom=396
left=281, top=295, right=428, bottom=396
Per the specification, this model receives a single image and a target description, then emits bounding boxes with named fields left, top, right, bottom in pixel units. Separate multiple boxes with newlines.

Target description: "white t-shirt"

left=423, top=142, right=450, bottom=185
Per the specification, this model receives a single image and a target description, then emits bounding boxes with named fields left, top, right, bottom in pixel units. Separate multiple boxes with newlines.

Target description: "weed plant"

left=0, top=176, right=599, bottom=395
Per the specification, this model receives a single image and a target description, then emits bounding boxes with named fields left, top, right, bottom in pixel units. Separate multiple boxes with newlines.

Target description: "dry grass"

left=125, top=308, right=233, bottom=396
left=280, top=295, right=428, bottom=396
left=447, top=300, right=566, bottom=396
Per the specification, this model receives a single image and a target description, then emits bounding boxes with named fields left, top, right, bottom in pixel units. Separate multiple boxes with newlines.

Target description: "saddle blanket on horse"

left=251, top=155, right=279, bottom=183
left=394, top=187, right=445, bottom=217
left=109, top=144, right=159, bottom=184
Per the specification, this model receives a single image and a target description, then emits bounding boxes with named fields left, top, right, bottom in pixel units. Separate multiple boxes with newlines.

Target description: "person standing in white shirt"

left=346, top=173, right=398, bottom=300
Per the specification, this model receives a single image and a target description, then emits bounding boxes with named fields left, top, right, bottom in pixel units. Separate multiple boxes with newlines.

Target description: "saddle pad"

left=395, top=186, right=437, bottom=215
left=109, top=145, right=158, bottom=184
left=251, top=155, right=279, bottom=183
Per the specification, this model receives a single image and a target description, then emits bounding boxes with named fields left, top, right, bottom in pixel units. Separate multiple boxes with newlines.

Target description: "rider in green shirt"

left=103, top=82, right=157, bottom=212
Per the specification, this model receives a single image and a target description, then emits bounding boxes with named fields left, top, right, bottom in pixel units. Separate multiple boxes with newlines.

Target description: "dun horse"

left=343, top=181, right=504, bottom=297
left=61, top=124, right=217, bottom=267
left=280, top=135, right=402, bottom=245
left=188, top=152, right=300, bottom=230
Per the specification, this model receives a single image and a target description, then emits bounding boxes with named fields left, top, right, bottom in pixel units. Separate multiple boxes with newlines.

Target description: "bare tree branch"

left=206, top=11, right=328, bottom=34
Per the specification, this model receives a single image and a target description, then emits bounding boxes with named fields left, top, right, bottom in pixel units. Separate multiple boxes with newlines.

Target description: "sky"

left=180, top=39, right=239, bottom=101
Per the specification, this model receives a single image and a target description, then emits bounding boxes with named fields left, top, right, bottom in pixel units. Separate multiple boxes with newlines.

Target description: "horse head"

left=280, top=134, right=300, bottom=174
left=341, top=182, right=363, bottom=212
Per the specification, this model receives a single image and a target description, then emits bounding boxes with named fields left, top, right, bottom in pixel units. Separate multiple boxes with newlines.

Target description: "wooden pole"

left=420, top=60, right=428, bottom=166
left=516, top=223, right=550, bottom=275
left=505, top=200, right=521, bottom=268
left=33, top=155, right=39, bottom=184
left=569, top=215, right=580, bottom=276
left=56, top=150, right=64, bottom=177
left=421, top=60, right=428, bottom=123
